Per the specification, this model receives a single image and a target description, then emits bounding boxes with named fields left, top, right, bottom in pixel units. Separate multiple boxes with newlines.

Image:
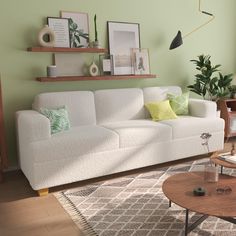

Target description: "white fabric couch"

left=16, top=86, right=224, bottom=194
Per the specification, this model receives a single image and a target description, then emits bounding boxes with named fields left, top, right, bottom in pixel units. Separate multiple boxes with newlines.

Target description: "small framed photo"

left=60, top=11, right=89, bottom=48
left=131, top=48, right=150, bottom=75
left=47, top=17, right=70, bottom=48
left=107, top=21, right=140, bottom=75
left=99, top=54, right=114, bottom=75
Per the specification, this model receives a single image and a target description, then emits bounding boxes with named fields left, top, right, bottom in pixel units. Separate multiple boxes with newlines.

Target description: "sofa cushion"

left=33, top=91, right=96, bottom=127
left=159, top=116, right=224, bottom=139
left=95, top=88, right=145, bottom=124
left=102, top=120, right=172, bottom=148
left=40, top=106, right=70, bottom=134
left=143, top=86, right=182, bottom=118
left=168, top=92, right=189, bottom=115
left=31, top=125, right=119, bottom=163
left=145, top=100, right=178, bottom=121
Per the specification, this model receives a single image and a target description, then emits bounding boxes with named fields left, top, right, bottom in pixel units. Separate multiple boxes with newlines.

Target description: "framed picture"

left=99, top=54, right=114, bottom=75
left=131, top=48, right=150, bottom=75
left=107, top=21, right=140, bottom=75
left=47, top=17, right=70, bottom=48
left=60, top=11, right=89, bottom=48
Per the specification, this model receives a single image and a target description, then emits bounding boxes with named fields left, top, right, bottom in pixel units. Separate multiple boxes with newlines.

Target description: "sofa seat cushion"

left=102, top=120, right=172, bottom=148
left=32, top=125, right=119, bottom=163
left=159, top=116, right=224, bottom=139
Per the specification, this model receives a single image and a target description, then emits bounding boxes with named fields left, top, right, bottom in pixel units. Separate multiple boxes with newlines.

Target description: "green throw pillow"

left=168, top=92, right=189, bottom=115
left=40, top=106, right=70, bottom=134
left=145, top=100, right=178, bottom=121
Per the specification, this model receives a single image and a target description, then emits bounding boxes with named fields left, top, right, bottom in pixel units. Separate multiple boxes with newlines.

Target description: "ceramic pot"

left=38, top=25, right=56, bottom=47
left=89, top=62, right=99, bottom=76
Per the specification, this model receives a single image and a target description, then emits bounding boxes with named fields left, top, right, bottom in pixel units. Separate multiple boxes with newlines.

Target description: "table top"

left=211, top=152, right=236, bottom=168
left=162, top=171, right=236, bottom=217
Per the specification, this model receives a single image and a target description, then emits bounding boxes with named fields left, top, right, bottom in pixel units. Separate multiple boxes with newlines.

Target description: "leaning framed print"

left=47, top=17, right=70, bottom=48
left=60, top=11, right=89, bottom=48
left=107, top=21, right=140, bottom=75
left=131, top=48, right=150, bottom=75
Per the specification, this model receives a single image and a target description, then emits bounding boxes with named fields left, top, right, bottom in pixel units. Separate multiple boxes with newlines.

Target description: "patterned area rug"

left=55, top=159, right=236, bottom=236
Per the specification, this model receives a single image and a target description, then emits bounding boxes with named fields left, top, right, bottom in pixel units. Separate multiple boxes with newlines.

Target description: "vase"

left=89, top=62, right=99, bottom=76
left=38, top=25, right=56, bottom=47
left=204, top=164, right=218, bottom=183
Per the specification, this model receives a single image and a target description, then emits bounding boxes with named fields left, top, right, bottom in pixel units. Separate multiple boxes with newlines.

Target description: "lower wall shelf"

left=36, top=74, right=157, bottom=82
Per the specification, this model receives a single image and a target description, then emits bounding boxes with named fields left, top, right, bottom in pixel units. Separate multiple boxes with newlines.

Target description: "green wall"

left=0, top=0, right=236, bottom=166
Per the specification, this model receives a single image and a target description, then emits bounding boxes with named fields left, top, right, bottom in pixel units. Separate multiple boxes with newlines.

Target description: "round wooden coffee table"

left=162, top=171, right=236, bottom=236
left=211, top=151, right=236, bottom=173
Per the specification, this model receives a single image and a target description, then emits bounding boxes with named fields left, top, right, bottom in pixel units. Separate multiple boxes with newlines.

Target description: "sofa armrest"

left=16, top=110, right=51, bottom=142
left=188, top=98, right=217, bottom=118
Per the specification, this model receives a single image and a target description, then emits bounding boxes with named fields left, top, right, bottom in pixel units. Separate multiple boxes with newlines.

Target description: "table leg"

left=185, top=209, right=189, bottom=236
left=184, top=209, right=208, bottom=235
left=221, top=166, right=223, bottom=174
left=169, top=200, right=171, bottom=207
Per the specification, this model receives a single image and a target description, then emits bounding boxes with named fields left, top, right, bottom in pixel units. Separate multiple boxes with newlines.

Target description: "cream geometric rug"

left=55, top=159, right=236, bottom=236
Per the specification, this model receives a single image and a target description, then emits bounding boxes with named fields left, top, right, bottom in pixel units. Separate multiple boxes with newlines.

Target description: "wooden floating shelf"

left=36, top=74, right=157, bottom=82
left=27, top=47, right=108, bottom=53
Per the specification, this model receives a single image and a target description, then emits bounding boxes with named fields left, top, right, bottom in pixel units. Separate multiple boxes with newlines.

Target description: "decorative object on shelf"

left=201, top=132, right=219, bottom=183
left=61, top=11, right=89, bottom=48
left=47, top=65, right=57, bottom=77
left=92, top=14, right=100, bottom=48
left=107, top=21, right=140, bottom=75
left=188, top=54, right=233, bottom=101
left=47, top=17, right=70, bottom=48
left=99, top=54, right=113, bottom=75
left=170, top=0, right=215, bottom=50
left=38, top=25, right=56, bottom=47
left=131, top=48, right=150, bottom=75
left=89, top=61, right=99, bottom=77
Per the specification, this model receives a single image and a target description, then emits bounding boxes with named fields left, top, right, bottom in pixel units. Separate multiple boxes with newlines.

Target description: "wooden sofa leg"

left=38, top=188, right=49, bottom=197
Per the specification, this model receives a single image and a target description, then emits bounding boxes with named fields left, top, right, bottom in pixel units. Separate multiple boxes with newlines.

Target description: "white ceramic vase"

left=38, top=25, right=56, bottom=47
left=89, top=62, right=99, bottom=76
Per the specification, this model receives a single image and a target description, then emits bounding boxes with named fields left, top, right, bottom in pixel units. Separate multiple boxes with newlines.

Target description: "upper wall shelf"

left=36, top=74, right=157, bottom=82
left=27, top=47, right=108, bottom=53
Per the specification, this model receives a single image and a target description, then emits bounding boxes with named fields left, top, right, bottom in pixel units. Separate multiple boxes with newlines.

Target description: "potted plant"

left=188, top=54, right=233, bottom=101
left=229, top=85, right=236, bottom=99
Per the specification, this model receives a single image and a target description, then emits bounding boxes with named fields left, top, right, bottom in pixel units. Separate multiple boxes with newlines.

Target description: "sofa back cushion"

left=95, top=88, right=145, bottom=124
left=33, top=91, right=96, bottom=126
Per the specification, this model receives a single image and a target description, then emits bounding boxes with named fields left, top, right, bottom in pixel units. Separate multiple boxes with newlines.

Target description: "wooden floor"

left=0, top=142, right=232, bottom=236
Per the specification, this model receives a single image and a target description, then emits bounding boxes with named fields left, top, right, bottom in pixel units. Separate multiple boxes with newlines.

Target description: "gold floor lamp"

left=169, top=0, right=215, bottom=50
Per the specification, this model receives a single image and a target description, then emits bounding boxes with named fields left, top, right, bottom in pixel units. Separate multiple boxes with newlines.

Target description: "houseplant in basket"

left=188, top=54, right=233, bottom=101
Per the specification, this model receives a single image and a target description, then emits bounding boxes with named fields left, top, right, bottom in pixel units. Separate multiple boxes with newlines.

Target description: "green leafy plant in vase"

left=93, top=14, right=100, bottom=48
left=188, top=54, right=233, bottom=101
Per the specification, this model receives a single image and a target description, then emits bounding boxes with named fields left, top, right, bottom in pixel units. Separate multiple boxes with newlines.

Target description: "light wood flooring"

left=0, top=142, right=232, bottom=236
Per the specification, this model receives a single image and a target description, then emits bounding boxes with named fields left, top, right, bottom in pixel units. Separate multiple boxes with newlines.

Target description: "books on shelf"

left=219, top=152, right=236, bottom=164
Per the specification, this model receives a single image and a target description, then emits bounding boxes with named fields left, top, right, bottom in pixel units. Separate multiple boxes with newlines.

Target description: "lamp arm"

left=183, top=15, right=215, bottom=39
left=183, top=0, right=214, bottom=38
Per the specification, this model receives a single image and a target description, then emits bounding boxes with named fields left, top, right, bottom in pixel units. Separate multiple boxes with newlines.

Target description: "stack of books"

left=219, top=152, right=236, bottom=164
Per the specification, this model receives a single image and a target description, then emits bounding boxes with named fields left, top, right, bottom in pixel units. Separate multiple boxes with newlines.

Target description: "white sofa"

left=16, top=86, right=224, bottom=195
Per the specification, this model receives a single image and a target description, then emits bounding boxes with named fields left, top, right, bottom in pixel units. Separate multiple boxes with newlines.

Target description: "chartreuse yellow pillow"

left=168, top=92, right=189, bottom=115
left=145, top=100, right=177, bottom=121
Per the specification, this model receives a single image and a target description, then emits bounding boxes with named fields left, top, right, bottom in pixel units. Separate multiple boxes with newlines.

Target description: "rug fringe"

left=55, top=192, right=98, bottom=236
